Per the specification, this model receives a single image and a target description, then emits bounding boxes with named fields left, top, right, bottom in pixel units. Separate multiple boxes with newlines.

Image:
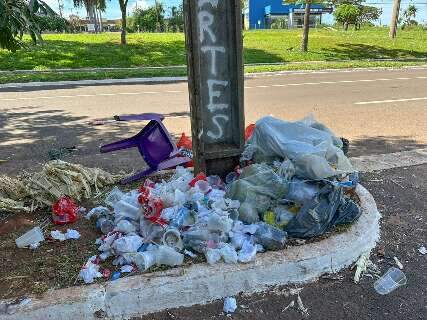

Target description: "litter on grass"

left=418, top=246, right=427, bottom=255
left=50, top=229, right=81, bottom=241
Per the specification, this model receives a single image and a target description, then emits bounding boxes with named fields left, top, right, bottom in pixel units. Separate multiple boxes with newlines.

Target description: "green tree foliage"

left=334, top=1, right=381, bottom=30
left=132, top=2, right=165, bottom=32
left=334, top=4, right=360, bottom=29
left=0, top=0, right=56, bottom=52
left=401, top=4, right=417, bottom=29
left=35, top=14, right=69, bottom=32
left=168, top=5, right=184, bottom=32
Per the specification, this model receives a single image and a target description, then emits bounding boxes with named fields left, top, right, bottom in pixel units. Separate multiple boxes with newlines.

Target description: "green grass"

left=0, top=27, right=426, bottom=83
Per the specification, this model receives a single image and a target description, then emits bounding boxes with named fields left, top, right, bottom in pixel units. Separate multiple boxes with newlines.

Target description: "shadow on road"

left=0, top=107, right=184, bottom=175
left=348, top=135, right=427, bottom=157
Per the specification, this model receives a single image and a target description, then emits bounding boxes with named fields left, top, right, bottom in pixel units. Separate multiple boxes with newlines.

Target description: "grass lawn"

left=0, top=27, right=426, bottom=83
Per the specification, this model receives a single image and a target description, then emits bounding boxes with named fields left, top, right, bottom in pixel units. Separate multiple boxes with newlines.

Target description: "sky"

left=45, top=0, right=427, bottom=24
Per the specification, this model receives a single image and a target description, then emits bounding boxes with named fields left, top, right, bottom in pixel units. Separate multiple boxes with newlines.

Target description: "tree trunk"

left=301, top=2, right=311, bottom=52
left=389, top=0, right=401, bottom=39
left=344, top=22, right=348, bottom=31
left=120, top=0, right=128, bottom=45
left=99, top=9, right=103, bottom=32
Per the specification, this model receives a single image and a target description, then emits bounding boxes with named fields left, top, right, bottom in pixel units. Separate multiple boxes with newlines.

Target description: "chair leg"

left=121, top=167, right=156, bottom=184
left=100, top=136, right=138, bottom=153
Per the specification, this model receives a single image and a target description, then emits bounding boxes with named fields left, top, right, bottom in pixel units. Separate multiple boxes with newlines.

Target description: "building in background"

left=245, top=0, right=333, bottom=30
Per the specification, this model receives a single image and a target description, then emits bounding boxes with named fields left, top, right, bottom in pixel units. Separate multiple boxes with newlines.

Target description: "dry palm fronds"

left=0, top=160, right=122, bottom=213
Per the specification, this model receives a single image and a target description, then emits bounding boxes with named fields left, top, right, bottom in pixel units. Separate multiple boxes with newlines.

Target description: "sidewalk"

left=136, top=164, right=427, bottom=320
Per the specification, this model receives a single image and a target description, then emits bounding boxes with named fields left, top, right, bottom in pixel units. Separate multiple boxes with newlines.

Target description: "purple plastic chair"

left=100, top=113, right=191, bottom=184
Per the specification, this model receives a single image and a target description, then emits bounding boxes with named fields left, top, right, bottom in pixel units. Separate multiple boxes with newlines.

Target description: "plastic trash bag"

left=284, top=182, right=361, bottom=238
left=254, top=222, right=287, bottom=250
left=226, top=164, right=289, bottom=211
left=243, top=116, right=354, bottom=179
left=285, top=179, right=320, bottom=204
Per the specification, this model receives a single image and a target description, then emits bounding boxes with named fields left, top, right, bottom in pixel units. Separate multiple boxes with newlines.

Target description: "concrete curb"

left=0, top=185, right=381, bottom=320
left=1, top=65, right=426, bottom=89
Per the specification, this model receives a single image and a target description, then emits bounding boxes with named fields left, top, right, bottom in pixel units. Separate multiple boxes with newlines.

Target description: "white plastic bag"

left=112, top=235, right=143, bottom=254
left=223, top=297, right=237, bottom=313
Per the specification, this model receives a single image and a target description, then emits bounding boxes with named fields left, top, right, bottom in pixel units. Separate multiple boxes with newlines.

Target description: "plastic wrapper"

left=79, top=256, right=102, bottom=284
left=223, top=297, right=237, bottom=313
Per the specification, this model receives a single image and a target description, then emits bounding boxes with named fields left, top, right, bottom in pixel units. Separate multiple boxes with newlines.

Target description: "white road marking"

left=355, top=97, right=427, bottom=105
left=0, top=75, right=425, bottom=102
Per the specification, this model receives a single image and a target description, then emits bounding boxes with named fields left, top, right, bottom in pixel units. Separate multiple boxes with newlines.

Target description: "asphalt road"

left=1, top=67, right=426, bottom=174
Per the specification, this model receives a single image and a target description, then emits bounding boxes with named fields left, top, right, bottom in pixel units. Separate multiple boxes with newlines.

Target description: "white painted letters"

left=201, top=46, right=225, bottom=76
left=207, top=114, right=229, bottom=139
left=198, top=0, right=219, bottom=8
left=207, top=80, right=229, bottom=112
left=197, top=0, right=229, bottom=141
left=198, top=11, right=216, bottom=43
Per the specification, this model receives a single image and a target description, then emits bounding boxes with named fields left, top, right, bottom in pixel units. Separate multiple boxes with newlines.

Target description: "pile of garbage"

left=79, top=115, right=362, bottom=283
left=0, top=160, right=120, bottom=213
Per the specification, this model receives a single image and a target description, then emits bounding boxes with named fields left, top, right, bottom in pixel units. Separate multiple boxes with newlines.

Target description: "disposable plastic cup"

left=134, top=251, right=156, bottom=271
left=15, top=227, right=45, bottom=248
left=156, top=245, right=184, bottom=266
left=374, top=267, right=407, bottom=295
left=162, top=228, right=184, bottom=251
left=195, top=180, right=211, bottom=194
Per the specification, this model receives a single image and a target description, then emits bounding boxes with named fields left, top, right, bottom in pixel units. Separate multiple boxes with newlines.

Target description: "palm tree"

left=0, top=0, right=55, bottom=52
left=73, top=0, right=107, bottom=33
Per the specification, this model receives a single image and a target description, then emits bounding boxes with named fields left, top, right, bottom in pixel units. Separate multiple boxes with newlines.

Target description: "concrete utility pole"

left=389, top=0, right=401, bottom=39
left=183, top=0, right=245, bottom=176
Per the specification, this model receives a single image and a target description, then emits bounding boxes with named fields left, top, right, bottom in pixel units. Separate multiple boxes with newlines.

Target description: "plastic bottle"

left=97, top=217, right=115, bottom=234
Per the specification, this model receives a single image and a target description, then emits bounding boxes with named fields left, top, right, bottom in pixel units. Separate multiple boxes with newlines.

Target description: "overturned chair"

left=100, top=113, right=191, bottom=184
